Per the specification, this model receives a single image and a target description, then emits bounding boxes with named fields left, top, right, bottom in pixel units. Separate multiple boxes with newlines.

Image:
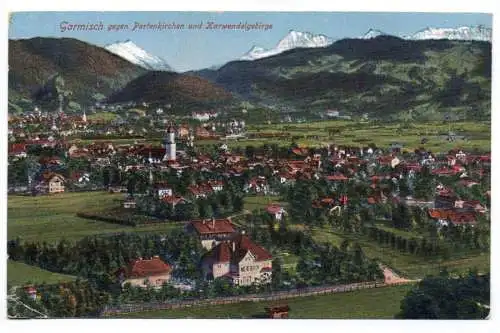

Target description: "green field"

left=8, top=192, right=181, bottom=243
left=112, top=284, right=413, bottom=319
left=7, top=260, right=76, bottom=287
left=87, top=112, right=118, bottom=122
left=311, top=227, right=490, bottom=279
left=243, top=195, right=288, bottom=212
left=73, top=120, right=490, bottom=153
left=244, top=120, right=491, bottom=152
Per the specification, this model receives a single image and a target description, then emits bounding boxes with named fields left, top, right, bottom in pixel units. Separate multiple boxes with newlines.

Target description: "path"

left=380, top=264, right=420, bottom=284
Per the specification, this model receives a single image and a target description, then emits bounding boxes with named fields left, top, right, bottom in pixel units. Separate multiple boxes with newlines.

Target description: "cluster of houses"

left=118, top=217, right=273, bottom=289
left=8, top=118, right=490, bottom=291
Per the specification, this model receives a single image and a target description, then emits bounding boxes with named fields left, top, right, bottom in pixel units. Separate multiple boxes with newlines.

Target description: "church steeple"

left=163, top=121, right=176, bottom=161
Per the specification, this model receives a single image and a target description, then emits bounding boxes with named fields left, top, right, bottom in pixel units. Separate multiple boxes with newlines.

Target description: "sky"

left=9, top=12, right=492, bottom=72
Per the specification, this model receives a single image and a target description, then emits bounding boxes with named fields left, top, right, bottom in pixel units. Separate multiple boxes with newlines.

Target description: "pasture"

left=112, top=284, right=413, bottom=319
left=7, top=192, right=181, bottom=243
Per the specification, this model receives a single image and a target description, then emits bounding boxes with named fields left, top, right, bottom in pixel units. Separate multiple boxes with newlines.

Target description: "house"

left=154, top=182, right=173, bottom=197
left=428, top=209, right=478, bottom=226
left=428, top=208, right=450, bottom=227
left=201, top=233, right=272, bottom=286
left=326, top=173, right=349, bottom=182
left=188, top=217, right=236, bottom=250
left=266, top=204, right=286, bottom=221
left=161, top=195, right=187, bottom=208
left=207, top=180, right=224, bottom=192
left=448, top=211, right=478, bottom=226
left=117, top=256, right=172, bottom=288
left=244, top=176, right=270, bottom=194
left=8, top=143, right=27, bottom=158
left=123, top=196, right=137, bottom=209
left=37, top=173, right=65, bottom=194
left=265, top=305, right=290, bottom=319
left=24, top=286, right=38, bottom=300
left=188, top=184, right=213, bottom=199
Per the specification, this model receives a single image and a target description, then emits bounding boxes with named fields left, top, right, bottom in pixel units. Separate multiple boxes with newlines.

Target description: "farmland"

left=242, top=120, right=491, bottom=152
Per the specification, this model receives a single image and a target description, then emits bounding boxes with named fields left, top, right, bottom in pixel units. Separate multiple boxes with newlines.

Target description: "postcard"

left=6, top=11, right=491, bottom=321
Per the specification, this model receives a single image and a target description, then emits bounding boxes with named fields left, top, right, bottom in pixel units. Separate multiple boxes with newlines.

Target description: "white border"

left=1, top=1, right=497, bottom=333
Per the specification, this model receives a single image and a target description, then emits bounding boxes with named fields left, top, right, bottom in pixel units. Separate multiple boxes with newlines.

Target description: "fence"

left=101, top=280, right=413, bottom=316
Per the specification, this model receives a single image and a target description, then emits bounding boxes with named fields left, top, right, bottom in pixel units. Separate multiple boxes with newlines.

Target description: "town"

left=7, top=103, right=490, bottom=318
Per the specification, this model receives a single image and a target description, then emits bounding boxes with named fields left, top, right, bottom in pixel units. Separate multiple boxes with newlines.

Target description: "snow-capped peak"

left=240, top=30, right=334, bottom=61
left=408, top=25, right=491, bottom=41
left=105, top=40, right=173, bottom=71
left=361, top=28, right=388, bottom=39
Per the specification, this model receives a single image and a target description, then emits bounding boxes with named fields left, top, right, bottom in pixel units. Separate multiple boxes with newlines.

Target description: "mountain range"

left=194, top=35, right=491, bottom=120
left=240, top=25, right=492, bottom=61
left=8, top=25, right=492, bottom=120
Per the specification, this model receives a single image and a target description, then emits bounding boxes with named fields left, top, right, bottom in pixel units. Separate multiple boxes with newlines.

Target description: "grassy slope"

left=112, top=284, right=413, bottom=319
left=7, top=260, right=76, bottom=287
left=311, top=227, right=490, bottom=279
left=8, top=191, right=181, bottom=243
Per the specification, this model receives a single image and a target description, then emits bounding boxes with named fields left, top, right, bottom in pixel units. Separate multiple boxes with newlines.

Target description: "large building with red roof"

left=117, top=256, right=172, bottom=288
left=188, top=218, right=237, bottom=250
left=201, top=233, right=273, bottom=286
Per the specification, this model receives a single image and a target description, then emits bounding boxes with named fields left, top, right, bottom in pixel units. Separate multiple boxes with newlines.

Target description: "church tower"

left=163, top=123, right=176, bottom=161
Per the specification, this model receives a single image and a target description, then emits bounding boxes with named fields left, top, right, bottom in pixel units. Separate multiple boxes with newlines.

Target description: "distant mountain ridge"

left=236, top=25, right=491, bottom=63
left=240, top=30, right=333, bottom=60
left=195, top=35, right=491, bottom=121
left=104, top=40, right=173, bottom=71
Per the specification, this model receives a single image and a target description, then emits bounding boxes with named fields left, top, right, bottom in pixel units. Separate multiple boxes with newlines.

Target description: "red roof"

left=161, top=195, right=185, bottom=205
left=204, top=234, right=272, bottom=264
left=266, top=204, right=284, bottom=214
left=9, top=143, right=27, bottom=154
left=190, top=218, right=236, bottom=235
left=122, top=257, right=172, bottom=278
left=326, top=174, right=348, bottom=181
left=448, top=212, right=477, bottom=225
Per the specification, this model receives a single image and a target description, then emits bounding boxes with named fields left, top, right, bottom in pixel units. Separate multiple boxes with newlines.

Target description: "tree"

left=397, top=272, right=490, bottom=319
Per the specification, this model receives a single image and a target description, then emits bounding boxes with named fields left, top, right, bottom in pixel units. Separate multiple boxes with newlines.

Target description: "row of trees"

left=7, top=230, right=205, bottom=290
left=242, top=210, right=384, bottom=287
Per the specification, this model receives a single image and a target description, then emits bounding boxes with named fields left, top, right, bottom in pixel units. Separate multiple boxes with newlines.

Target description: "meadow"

left=7, top=192, right=181, bottom=243
left=310, top=227, right=490, bottom=279
left=243, top=120, right=491, bottom=152
left=112, top=284, right=414, bottom=319
left=7, top=260, right=76, bottom=287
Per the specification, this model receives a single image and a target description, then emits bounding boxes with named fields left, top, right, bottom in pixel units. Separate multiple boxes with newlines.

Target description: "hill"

left=8, top=37, right=146, bottom=113
left=106, top=71, right=234, bottom=111
left=194, top=36, right=491, bottom=120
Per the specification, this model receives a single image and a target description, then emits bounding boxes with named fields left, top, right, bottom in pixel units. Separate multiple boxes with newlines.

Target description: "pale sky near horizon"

left=8, top=12, right=492, bottom=72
